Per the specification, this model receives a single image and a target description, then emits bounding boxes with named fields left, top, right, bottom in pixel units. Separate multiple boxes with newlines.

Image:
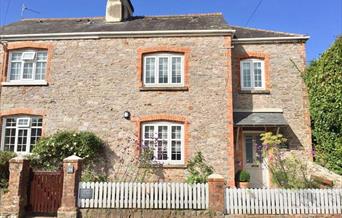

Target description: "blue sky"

left=0, top=0, right=341, bottom=62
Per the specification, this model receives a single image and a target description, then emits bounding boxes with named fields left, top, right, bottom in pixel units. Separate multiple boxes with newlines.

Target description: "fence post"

left=208, top=173, right=225, bottom=214
left=0, top=156, right=30, bottom=218
left=57, top=155, right=83, bottom=218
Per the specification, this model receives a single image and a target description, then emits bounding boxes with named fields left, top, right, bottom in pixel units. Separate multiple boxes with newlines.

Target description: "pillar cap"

left=9, top=155, right=29, bottom=163
left=208, top=173, right=225, bottom=181
left=63, top=155, right=83, bottom=161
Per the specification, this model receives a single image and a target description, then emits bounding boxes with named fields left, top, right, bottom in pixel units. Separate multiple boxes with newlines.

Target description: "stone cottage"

left=0, top=0, right=312, bottom=188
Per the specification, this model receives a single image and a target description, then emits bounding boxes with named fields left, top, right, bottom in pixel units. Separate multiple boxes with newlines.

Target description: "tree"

left=303, top=37, right=342, bottom=175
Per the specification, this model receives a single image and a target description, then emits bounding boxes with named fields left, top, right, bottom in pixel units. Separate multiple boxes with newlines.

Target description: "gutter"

left=233, top=36, right=310, bottom=44
left=0, top=29, right=236, bottom=41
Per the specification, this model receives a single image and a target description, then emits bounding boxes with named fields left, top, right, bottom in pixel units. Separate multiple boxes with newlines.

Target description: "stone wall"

left=0, top=36, right=232, bottom=182
left=232, top=42, right=312, bottom=151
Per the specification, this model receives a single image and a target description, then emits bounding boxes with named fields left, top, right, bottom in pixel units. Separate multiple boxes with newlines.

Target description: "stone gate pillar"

left=0, top=156, right=30, bottom=218
left=57, top=155, right=83, bottom=218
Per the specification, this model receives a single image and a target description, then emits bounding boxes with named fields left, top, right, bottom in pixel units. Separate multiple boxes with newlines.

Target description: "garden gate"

left=27, top=170, right=64, bottom=215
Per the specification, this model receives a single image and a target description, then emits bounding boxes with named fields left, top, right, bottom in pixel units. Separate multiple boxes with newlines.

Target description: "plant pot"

left=238, top=181, right=250, bottom=189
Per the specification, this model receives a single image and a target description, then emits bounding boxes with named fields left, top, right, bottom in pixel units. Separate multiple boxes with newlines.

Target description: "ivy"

left=303, top=37, right=342, bottom=175
left=0, top=151, right=16, bottom=189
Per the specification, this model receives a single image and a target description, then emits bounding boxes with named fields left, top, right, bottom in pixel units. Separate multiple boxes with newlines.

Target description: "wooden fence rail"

left=78, top=182, right=208, bottom=209
left=225, top=188, right=342, bottom=215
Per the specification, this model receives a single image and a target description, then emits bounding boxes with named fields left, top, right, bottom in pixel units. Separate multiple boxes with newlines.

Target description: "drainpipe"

left=0, top=40, right=8, bottom=110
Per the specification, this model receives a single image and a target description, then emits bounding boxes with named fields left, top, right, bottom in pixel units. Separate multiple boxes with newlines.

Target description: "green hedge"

left=304, top=37, right=342, bottom=175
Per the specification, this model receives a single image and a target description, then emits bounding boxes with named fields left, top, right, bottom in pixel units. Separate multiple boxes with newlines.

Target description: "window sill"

left=239, top=90, right=270, bottom=94
left=2, top=81, right=48, bottom=86
left=140, top=87, right=189, bottom=92
left=139, top=164, right=187, bottom=169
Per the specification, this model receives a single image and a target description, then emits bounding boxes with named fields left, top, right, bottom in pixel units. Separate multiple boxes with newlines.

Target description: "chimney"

left=106, top=0, right=134, bottom=22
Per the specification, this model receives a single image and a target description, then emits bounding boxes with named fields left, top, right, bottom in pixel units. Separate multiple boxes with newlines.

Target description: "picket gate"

left=78, top=182, right=208, bottom=209
left=225, top=188, right=342, bottom=215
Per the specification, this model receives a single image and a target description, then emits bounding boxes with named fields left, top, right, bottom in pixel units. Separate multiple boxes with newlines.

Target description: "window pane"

left=31, top=118, right=43, bottom=127
left=243, top=62, right=251, bottom=88
left=245, top=136, right=254, bottom=163
left=158, top=57, right=169, bottom=83
left=5, top=118, right=17, bottom=127
left=23, top=63, right=33, bottom=79
left=11, top=53, right=22, bottom=61
left=17, top=129, right=28, bottom=152
left=144, top=126, right=154, bottom=139
left=145, top=58, right=155, bottom=84
left=37, top=51, right=48, bottom=61
left=171, top=141, right=181, bottom=160
left=10, top=62, right=22, bottom=80
left=171, top=126, right=181, bottom=139
left=35, top=62, right=46, bottom=80
left=4, top=128, right=16, bottom=152
left=157, top=126, right=168, bottom=161
left=254, top=62, right=263, bottom=87
left=172, top=57, right=182, bottom=83
left=30, top=128, right=42, bottom=152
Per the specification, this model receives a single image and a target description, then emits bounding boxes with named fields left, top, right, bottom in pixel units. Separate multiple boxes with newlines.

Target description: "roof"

left=234, top=112, right=288, bottom=126
left=0, top=13, right=307, bottom=40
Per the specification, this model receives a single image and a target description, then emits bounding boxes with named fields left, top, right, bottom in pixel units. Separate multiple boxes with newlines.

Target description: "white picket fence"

left=225, top=188, right=342, bottom=215
left=78, top=182, right=208, bottom=209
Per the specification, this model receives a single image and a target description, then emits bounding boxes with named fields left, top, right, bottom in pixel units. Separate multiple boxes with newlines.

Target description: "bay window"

left=143, top=53, right=184, bottom=87
left=240, top=59, right=265, bottom=90
left=1, top=116, right=43, bottom=154
left=142, top=122, right=184, bottom=165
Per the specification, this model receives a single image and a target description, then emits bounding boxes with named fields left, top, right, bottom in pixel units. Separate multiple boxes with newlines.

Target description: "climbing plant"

left=303, top=37, right=342, bottom=175
left=186, top=152, right=214, bottom=184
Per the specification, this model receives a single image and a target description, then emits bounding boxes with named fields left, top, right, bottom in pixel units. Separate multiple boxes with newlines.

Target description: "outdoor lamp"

left=124, top=111, right=131, bottom=120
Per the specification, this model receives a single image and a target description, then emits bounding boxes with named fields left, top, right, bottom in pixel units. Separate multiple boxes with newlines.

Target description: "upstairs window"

left=142, top=122, right=184, bottom=165
left=8, top=50, right=48, bottom=82
left=143, top=53, right=184, bottom=87
left=240, top=59, right=265, bottom=90
left=1, top=116, right=43, bottom=154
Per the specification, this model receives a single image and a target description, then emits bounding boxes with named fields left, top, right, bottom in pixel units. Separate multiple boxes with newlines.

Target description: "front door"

left=243, top=132, right=269, bottom=188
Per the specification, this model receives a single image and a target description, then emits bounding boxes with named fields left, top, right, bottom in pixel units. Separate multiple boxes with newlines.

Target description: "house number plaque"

left=79, top=188, right=93, bottom=199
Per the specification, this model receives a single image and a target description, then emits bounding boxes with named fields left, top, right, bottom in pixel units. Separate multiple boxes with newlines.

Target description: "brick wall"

left=0, top=36, right=232, bottom=182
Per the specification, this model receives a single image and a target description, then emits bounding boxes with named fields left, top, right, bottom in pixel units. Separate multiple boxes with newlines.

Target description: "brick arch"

left=0, top=108, right=46, bottom=117
left=134, top=114, right=190, bottom=164
left=237, top=51, right=271, bottom=91
left=2, top=42, right=54, bottom=83
left=137, top=47, right=191, bottom=88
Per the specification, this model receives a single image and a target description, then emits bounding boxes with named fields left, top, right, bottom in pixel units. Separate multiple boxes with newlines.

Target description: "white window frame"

left=1, top=116, right=43, bottom=154
left=240, top=59, right=265, bottom=90
left=142, top=122, right=184, bottom=165
left=7, top=50, right=48, bottom=83
left=143, top=53, right=185, bottom=87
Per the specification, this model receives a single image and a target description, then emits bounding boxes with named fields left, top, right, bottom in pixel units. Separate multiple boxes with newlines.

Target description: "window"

left=142, top=122, right=184, bottom=165
left=8, top=50, right=48, bottom=82
left=240, top=59, right=265, bottom=90
left=143, top=53, right=184, bottom=86
left=1, top=116, right=43, bottom=154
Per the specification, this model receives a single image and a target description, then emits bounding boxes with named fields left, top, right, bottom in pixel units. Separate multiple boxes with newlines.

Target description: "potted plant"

left=236, top=170, right=250, bottom=188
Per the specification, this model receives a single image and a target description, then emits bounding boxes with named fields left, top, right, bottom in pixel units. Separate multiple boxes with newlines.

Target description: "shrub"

left=236, top=170, right=250, bottom=182
left=30, top=131, right=105, bottom=170
left=0, top=151, right=16, bottom=189
left=303, top=37, right=342, bottom=175
left=186, top=152, right=214, bottom=184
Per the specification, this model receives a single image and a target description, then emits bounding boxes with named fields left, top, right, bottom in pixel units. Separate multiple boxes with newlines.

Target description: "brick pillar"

left=0, top=156, right=30, bottom=218
left=208, top=174, right=225, bottom=213
left=57, top=155, right=82, bottom=218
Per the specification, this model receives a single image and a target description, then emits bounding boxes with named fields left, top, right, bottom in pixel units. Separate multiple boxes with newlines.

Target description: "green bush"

left=0, top=151, right=16, bottom=189
left=186, top=152, right=214, bottom=184
left=30, top=131, right=105, bottom=170
left=236, top=170, right=250, bottom=182
left=303, top=37, right=342, bottom=175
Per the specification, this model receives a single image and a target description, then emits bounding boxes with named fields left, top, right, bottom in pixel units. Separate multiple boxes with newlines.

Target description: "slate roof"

left=234, top=112, right=288, bottom=126
left=0, top=13, right=306, bottom=39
